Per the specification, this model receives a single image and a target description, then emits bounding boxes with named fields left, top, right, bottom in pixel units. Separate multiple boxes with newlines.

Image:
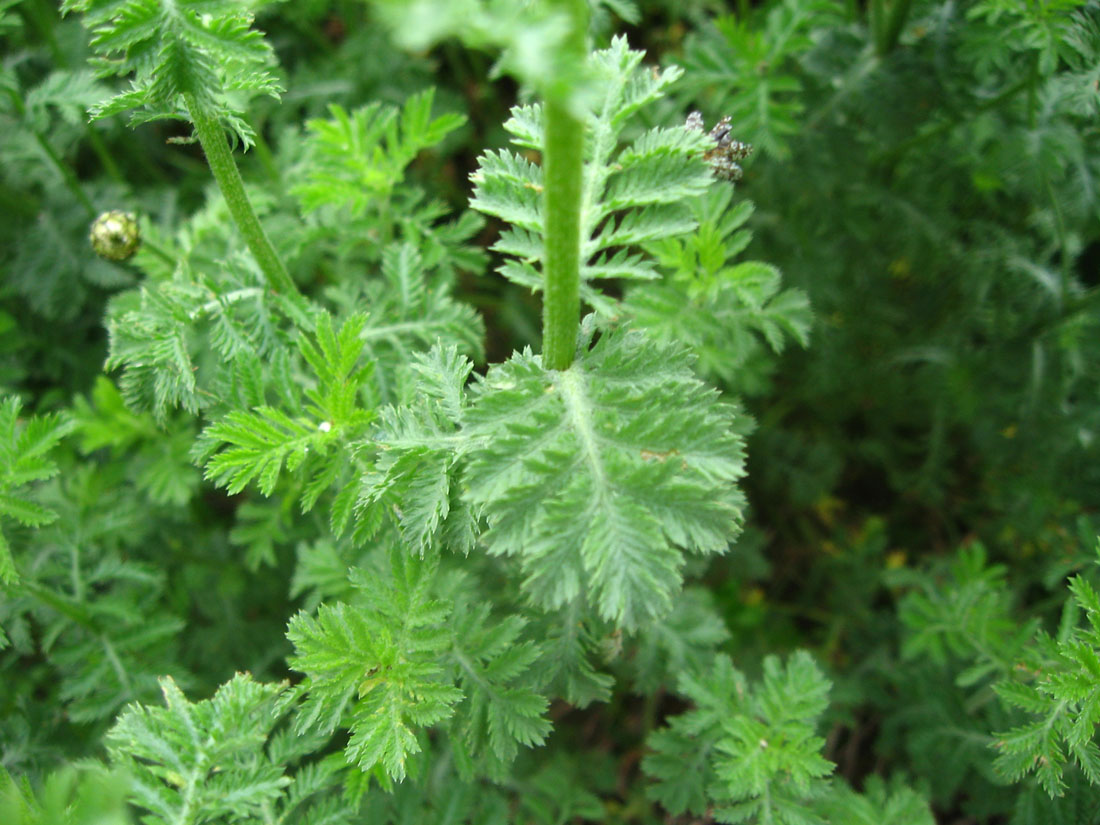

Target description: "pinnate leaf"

left=464, top=325, right=746, bottom=628
left=0, top=397, right=73, bottom=584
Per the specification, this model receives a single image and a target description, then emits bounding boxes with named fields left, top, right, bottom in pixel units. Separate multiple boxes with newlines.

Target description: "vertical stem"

left=184, top=96, right=298, bottom=296
left=877, top=0, right=913, bottom=56
left=542, top=100, right=585, bottom=370
left=868, top=0, right=885, bottom=51
left=541, top=0, right=588, bottom=371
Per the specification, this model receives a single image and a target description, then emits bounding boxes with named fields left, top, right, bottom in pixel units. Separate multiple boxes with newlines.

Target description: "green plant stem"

left=142, top=237, right=177, bottom=266
left=85, top=127, right=125, bottom=184
left=542, top=100, right=584, bottom=370
left=35, top=130, right=96, bottom=217
left=184, top=96, right=298, bottom=296
left=540, top=0, right=588, bottom=371
left=873, top=0, right=913, bottom=56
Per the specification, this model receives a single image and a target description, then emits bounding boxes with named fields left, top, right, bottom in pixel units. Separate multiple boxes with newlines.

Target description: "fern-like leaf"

left=0, top=764, right=131, bottom=825
left=677, top=4, right=842, bottom=159
left=198, top=311, right=374, bottom=505
left=645, top=652, right=835, bottom=824
left=464, top=324, right=746, bottom=628
left=0, top=397, right=73, bottom=584
left=625, top=187, right=812, bottom=391
left=443, top=576, right=552, bottom=769
left=63, top=0, right=283, bottom=147
left=992, top=545, right=1100, bottom=797
left=293, top=88, right=466, bottom=212
left=355, top=343, right=477, bottom=554
left=107, top=674, right=292, bottom=825
left=286, top=552, right=462, bottom=782
left=105, top=255, right=298, bottom=422
left=358, top=243, right=485, bottom=403
left=470, top=36, right=715, bottom=314
left=817, top=775, right=936, bottom=825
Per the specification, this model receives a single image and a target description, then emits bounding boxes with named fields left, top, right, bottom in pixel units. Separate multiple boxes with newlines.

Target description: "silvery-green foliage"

left=471, top=36, right=716, bottom=314
left=62, top=0, right=283, bottom=147
left=464, top=324, right=746, bottom=628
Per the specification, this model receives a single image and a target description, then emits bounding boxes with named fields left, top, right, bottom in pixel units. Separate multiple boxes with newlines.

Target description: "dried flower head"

left=686, top=111, right=753, bottom=182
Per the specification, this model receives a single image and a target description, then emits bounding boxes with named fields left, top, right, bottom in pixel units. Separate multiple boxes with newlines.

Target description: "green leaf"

left=625, top=187, right=811, bottom=392
left=369, top=0, right=590, bottom=106
left=444, top=579, right=552, bottom=767
left=64, top=0, right=283, bottom=147
left=198, top=311, right=374, bottom=508
left=0, top=397, right=73, bottom=584
left=646, top=651, right=835, bottom=823
left=0, top=764, right=131, bottom=825
left=358, top=243, right=485, bottom=402
left=464, top=325, right=747, bottom=628
left=817, top=775, right=936, bottom=825
left=287, top=552, right=462, bottom=781
left=356, top=344, right=476, bottom=555
left=991, top=555, right=1100, bottom=797
left=294, top=88, right=466, bottom=212
left=105, top=257, right=287, bottom=423
left=678, top=5, right=841, bottom=159
left=470, top=36, right=715, bottom=314
left=107, top=674, right=292, bottom=825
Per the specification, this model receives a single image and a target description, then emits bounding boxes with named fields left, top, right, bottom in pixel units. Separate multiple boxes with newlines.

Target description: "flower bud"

left=90, top=211, right=140, bottom=261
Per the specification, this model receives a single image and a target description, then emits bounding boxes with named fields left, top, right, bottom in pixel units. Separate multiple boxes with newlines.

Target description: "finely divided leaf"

left=0, top=397, right=73, bottom=584
left=355, top=344, right=477, bottom=555
left=294, top=89, right=466, bottom=212
left=198, top=311, right=374, bottom=508
left=106, top=674, right=291, bottom=825
left=470, top=36, right=714, bottom=313
left=445, top=586, right=552, bottom=766
left=286, top=553, right=462, bottom=781
left=625, top=186, right=812, bottom=391
left=992, top=562, right=1100, bottom=797
left=358, top=243, right=484, bottom=402
left=646, top=652, right=835, bottom=825
left=64, top=0, right=283, bottom=147
left=464, top=326, right=746, bottom=628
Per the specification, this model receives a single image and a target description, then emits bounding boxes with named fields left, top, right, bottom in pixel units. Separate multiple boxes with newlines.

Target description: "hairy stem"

left=185, top=96, right=298, bottom=296
left=542, top=101, right=585, bottom=370
left=541, top=0, right=588, bottom=371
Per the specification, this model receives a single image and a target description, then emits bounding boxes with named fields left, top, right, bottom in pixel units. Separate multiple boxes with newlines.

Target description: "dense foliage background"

left=3, top=0, right=1100, bottom=823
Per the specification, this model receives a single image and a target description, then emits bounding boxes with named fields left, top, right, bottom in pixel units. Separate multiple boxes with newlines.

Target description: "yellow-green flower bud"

left=90, top=211, right=140, bottom=261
